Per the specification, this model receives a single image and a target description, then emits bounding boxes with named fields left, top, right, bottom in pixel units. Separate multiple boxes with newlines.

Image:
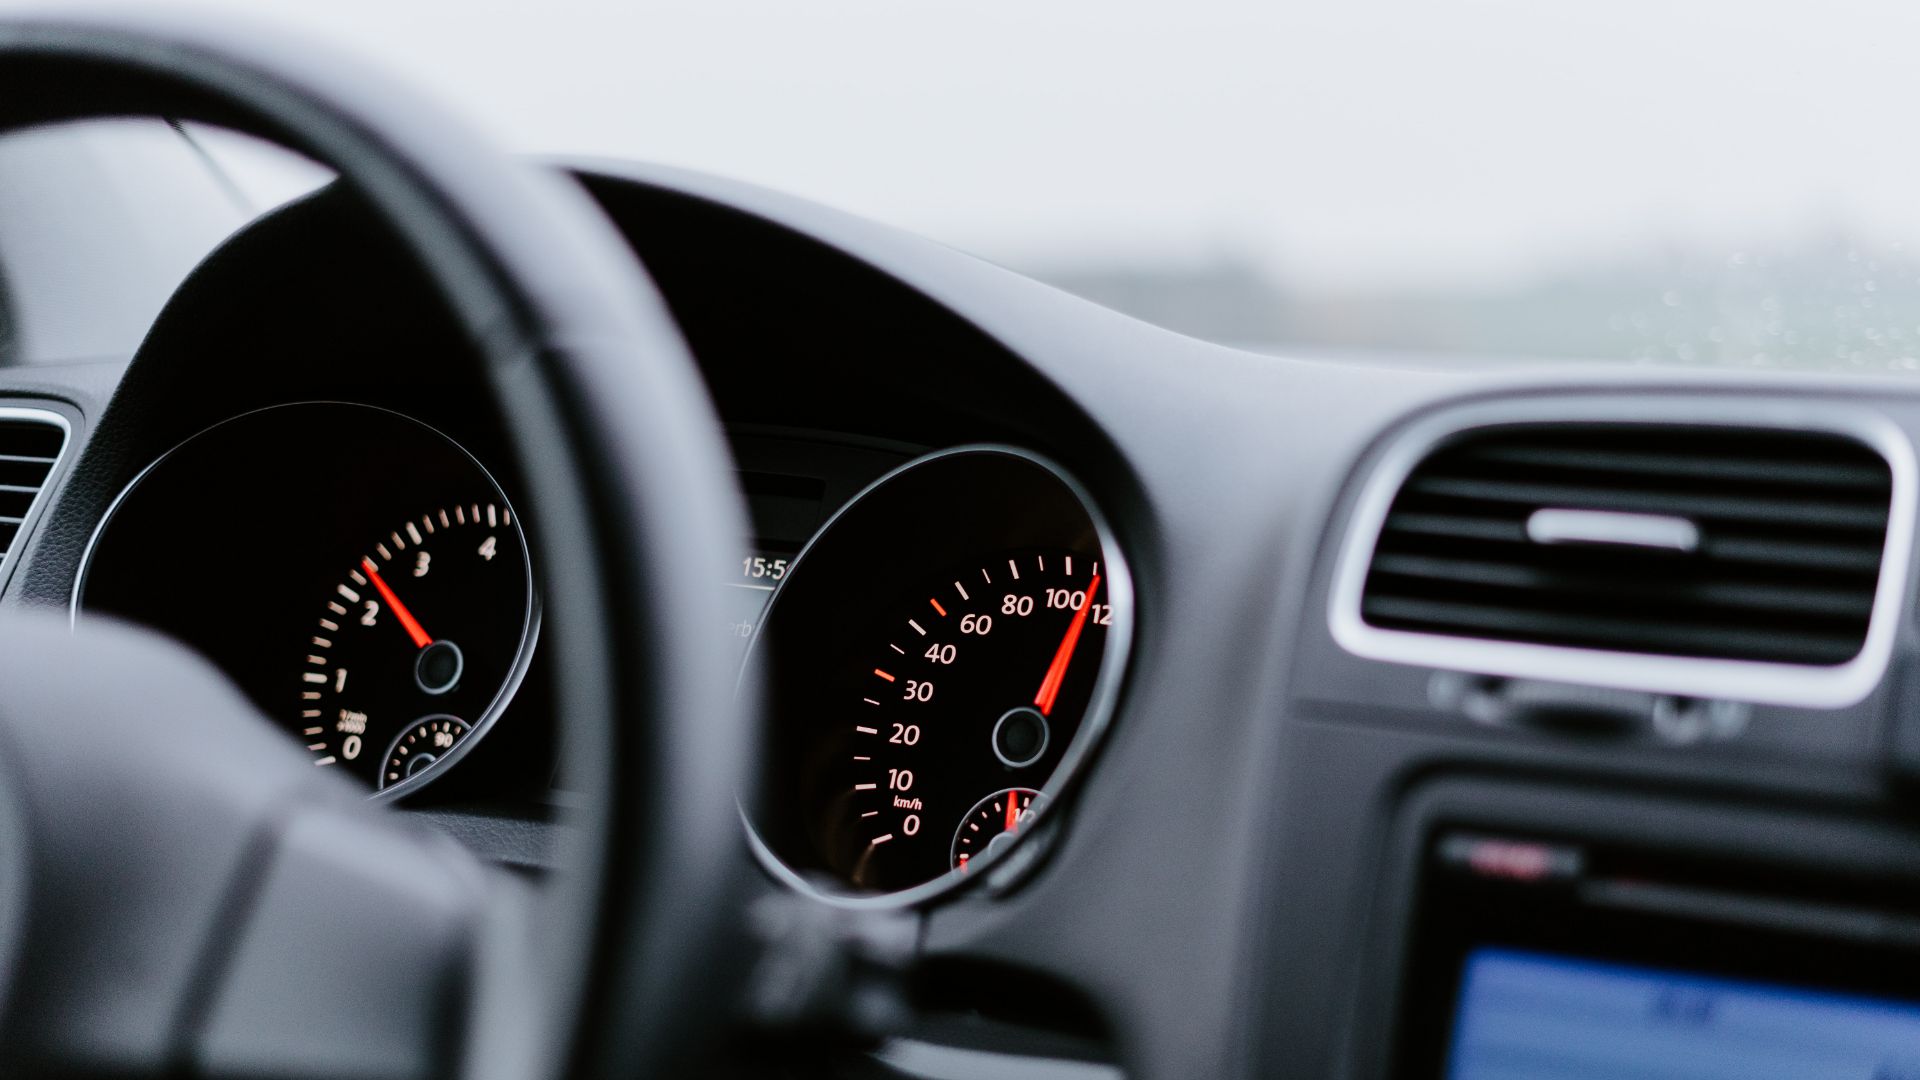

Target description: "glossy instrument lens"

left=78, top=403, right=535, bottom=798
left=747, top=448, right=1130, bottom=900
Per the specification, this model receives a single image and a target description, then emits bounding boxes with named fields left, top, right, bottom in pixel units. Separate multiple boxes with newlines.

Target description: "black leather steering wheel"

left=0, top=12, right=751, bottom=1079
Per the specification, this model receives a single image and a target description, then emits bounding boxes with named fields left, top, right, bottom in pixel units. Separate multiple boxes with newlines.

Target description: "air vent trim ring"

left=1327, top=398, right=1917, bottom=710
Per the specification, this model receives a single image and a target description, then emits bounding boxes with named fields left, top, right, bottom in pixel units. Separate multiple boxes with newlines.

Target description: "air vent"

left=1355, top=422, right=1898, bottom=670
left=0, top=412, right=66, bottom=565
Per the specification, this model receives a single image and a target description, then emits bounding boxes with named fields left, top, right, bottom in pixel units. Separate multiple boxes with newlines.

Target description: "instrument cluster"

left=78, top=411, right=1133, bottom=902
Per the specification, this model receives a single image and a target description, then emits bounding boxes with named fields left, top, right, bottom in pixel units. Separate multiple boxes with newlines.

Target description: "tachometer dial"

left=303, top=500, right=529, bottom=789
left=77, top=402, right=538, bottom=800
left=747, top=447, right=1132, bottom=902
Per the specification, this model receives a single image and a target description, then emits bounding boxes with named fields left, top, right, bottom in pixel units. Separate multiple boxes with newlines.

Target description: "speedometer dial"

left=747, top=447, right=1132, bottom=902
left=830, top=549, right=1110, bottom=890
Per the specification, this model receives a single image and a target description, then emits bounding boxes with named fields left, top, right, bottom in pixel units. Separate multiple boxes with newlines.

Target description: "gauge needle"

left=1005, top=793, right=1021, bottom=834
left=1033, top=573, right=1100, bottom=716
left=362, top=558, right=432, bottom=649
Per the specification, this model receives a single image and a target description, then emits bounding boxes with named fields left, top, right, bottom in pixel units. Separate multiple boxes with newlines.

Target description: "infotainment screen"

left=1446, top=947, right=1920, bottom=1080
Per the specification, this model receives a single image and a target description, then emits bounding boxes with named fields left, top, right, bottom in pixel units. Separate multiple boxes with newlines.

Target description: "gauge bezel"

left=69, top=400, right=540, bottom=802
left=739, top=444, right=1134, bottom=909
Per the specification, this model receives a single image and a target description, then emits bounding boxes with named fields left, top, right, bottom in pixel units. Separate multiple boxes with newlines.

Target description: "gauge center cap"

left=992, top=706, right=1050, bottom=769
left=414, top=640, right=464, bottom=696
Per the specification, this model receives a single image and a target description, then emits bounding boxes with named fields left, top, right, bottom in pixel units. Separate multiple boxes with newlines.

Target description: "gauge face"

left=303, top=501, right=529, bottom=788
left=823, top=550, right=1109, bottom=891
left=952, top=788, right=1045, bottom=874
left=383, top=716, right=473, bottom=786
left=78, top=403, right=537, bottom=799
left=748, top=448, right=1131, bottom=901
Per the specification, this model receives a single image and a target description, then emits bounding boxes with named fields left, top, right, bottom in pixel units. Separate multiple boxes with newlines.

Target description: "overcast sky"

left=13, top=0, right=1920, bottom=295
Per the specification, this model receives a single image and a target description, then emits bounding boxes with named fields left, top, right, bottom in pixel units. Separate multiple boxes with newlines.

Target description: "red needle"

left=1005, top=793, right=1021, bottom=834
left=1033, top=573, right=1100, bottom=716
left=361, top=558, right=432, bottom=649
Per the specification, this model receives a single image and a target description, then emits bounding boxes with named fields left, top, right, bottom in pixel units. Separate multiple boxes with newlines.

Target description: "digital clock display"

left=725, top=546, right=796, bottom=646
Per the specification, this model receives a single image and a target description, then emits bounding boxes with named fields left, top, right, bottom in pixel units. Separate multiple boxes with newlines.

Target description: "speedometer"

left=823, top=548, right=1109, bottom=890
left=745, top=447, right=1132, bottom=901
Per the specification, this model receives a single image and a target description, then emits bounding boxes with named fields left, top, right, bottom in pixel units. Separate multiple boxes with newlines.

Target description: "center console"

left=1368, top=781, right=1920, bottom=1079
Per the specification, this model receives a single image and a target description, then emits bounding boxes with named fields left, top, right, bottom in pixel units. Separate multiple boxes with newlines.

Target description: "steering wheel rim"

left=0, top=11, right=752, bottom=1079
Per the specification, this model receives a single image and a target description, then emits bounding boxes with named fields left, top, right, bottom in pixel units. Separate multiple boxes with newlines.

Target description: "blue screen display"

left=1447, top=947, right=1920, bottom=1080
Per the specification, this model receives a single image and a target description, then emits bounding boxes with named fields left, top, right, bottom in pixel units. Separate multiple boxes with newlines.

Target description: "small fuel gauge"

left=951, top=788, right=1044, bottom=873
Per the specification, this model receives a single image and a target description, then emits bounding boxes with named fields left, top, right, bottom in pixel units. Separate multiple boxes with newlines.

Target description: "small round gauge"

left=77, top=402, right=537, bottom=799
left=952, top=788, right=1044, bottom=873
left=747, top=447, right=1132, bottom=902
left=383, top=716, right=473, bottom=787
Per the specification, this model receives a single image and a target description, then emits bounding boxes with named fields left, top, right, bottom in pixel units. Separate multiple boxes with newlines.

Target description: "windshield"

left=79, top=0, right=1920, bottom=370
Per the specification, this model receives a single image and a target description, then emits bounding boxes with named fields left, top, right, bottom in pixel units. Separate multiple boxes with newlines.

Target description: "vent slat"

left=1362, top=595, right=1864, bottom=666
left=1457, top=443, right=1890, bottom=491
left=1360, top=422, right=1893, bottom=667
left=1381, top=512, right=1884, bottom=574
left=1407, top=476, right=1888, bottom=531
left=0, top=424, right=64, bottom=460
left=1370, top=554, right=1876, bottom=620
left=1382, top=513, right=1528, bottom=544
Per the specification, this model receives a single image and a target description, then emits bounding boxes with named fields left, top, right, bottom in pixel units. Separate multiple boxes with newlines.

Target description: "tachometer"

left=746, top=447, right=1132, bottom=902
left=303, top=499, right=529, bottom=788
left=76, top=402, right=537, bottom=799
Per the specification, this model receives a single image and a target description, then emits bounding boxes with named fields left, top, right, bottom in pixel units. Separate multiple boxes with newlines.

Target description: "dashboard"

left=11, top=136, right=1920, bottom=1080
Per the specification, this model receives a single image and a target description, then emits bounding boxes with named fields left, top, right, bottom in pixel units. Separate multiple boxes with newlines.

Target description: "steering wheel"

left=0, top=12, right=752, bottom=1079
